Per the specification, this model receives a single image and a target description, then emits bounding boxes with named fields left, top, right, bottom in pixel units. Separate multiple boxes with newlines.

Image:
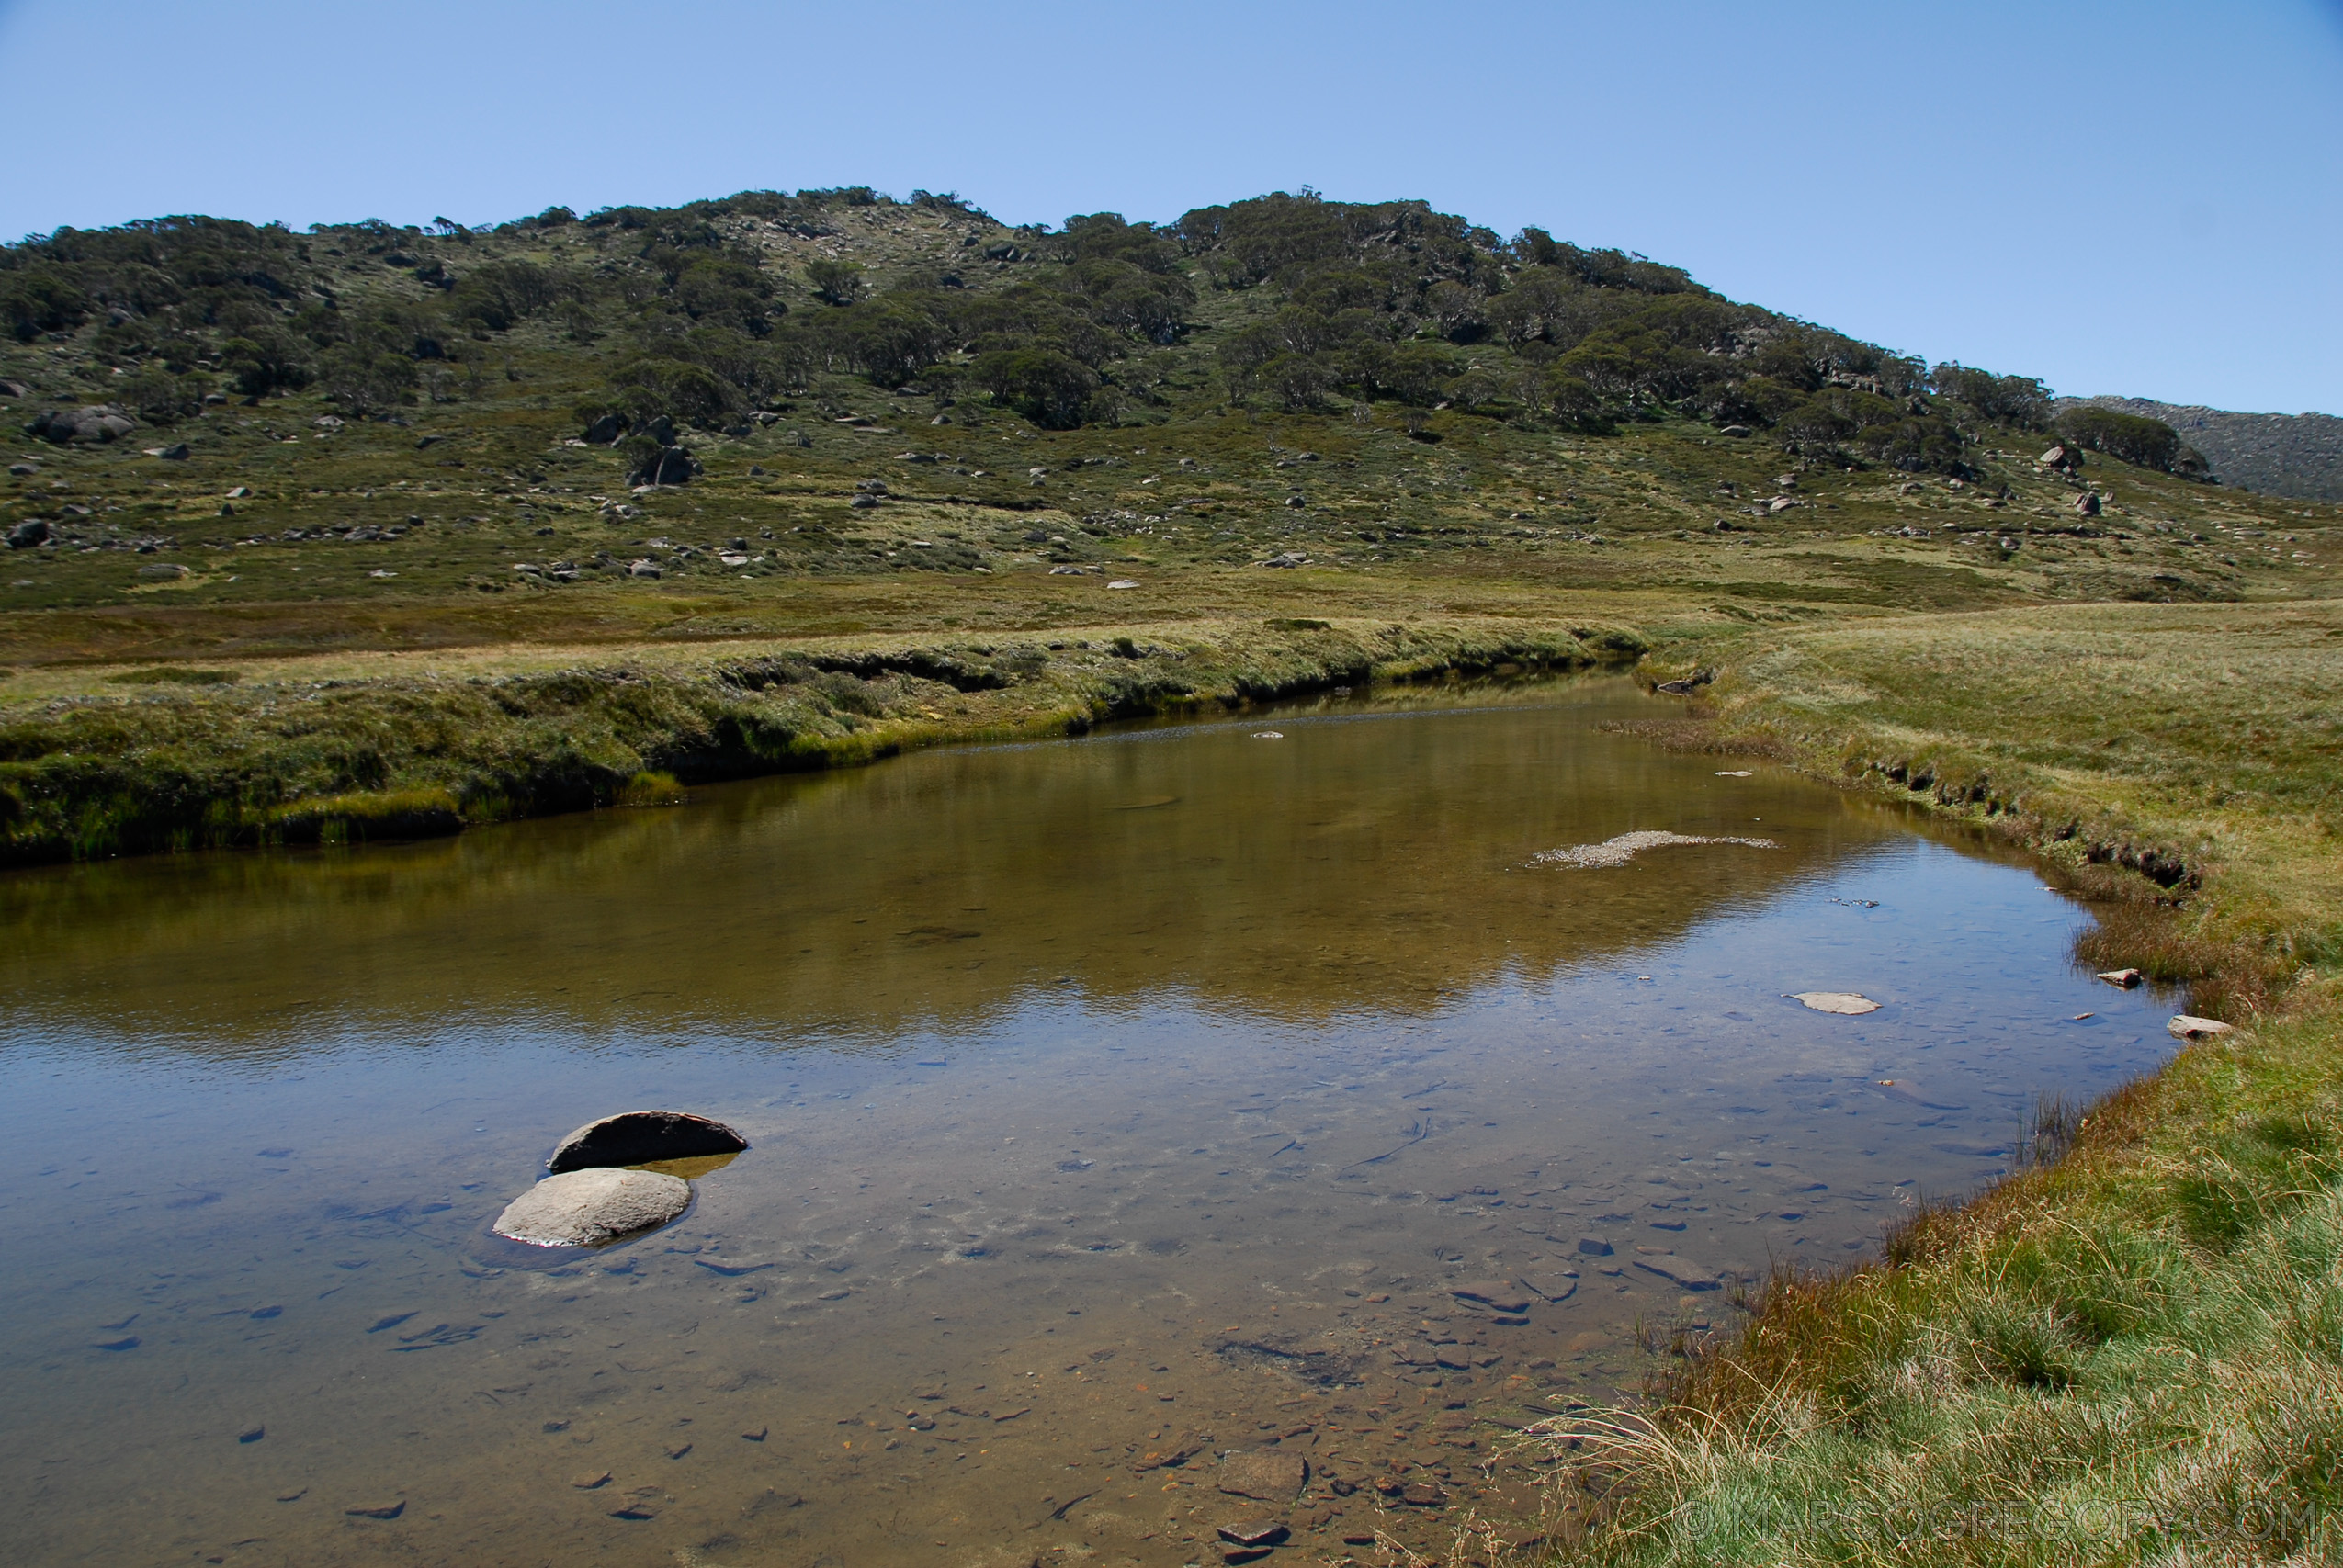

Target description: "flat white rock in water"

left=1791, top=991, right=1881, bottom=1015
left=494, top=1168, right=690, bottom=1247
left=2168, top=1014, right=2235, bottom=1041
left=1529, top=830, right=1776, bottom=869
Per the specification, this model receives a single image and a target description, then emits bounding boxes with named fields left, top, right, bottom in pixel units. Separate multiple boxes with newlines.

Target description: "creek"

left=0, top=676, right=2178, bottom=1566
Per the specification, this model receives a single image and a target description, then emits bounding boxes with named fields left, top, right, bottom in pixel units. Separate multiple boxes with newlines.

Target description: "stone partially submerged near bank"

left=547, top=1110, right=748, bottom=1172
left=1526, top=830, right=1777, bottom=870
left=493, top=1168, right=691, bottom=1247
left=1791, top=991, right=1882, bottom=1015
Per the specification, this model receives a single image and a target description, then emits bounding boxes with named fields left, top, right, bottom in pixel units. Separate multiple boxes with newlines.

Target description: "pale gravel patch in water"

left=1527, top=830, right=1780, bottom=869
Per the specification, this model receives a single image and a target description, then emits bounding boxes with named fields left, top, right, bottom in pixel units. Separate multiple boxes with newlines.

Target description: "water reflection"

left=2, top=681, right=1878, bottom=1049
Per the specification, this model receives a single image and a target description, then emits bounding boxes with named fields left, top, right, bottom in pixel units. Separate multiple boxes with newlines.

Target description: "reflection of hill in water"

left=0, top=685, right=1898, bottom=1054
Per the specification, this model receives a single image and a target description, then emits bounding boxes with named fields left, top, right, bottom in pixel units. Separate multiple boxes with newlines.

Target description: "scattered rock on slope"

left=28, top=405, right=137, bottom=444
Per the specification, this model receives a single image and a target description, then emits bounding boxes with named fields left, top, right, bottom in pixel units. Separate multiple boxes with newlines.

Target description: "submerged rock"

left=1451, top=1280, right=1533, bottom=1313
left=1217, top=1450, right=1307, bottom=1502
left=1528, top=830, right=1775, bottom=869
left=345, top=1500, right=405, bottom=1520
left=548, top=1110, right=748, bottom=1173
left=494, top=1168, right=690, bottom=1247
left=1632, top=1256, right=1722, bottom=1291
left=1790, top=991, right=1881, bottom=1016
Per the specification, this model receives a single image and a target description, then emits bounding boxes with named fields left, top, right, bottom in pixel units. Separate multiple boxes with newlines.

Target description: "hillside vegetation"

left=2, top=185, right=2331, bottom=863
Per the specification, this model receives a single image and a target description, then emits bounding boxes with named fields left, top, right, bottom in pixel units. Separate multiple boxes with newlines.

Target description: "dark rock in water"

left=1653, top=667, right=1715, bottom=695
left=1576, top=1236, right=1614, bottom=1257
left=549, top=1110, right=748, bottom=1172
left=1217, top=1519, right=1290, bottom=1547
left=345, top=1500, right=405, bottom=1519
left=1451, top=1280, right=1533, bottom=1314
left=1217, top=1450, right=1307, bottom=1502
left=1633, top=1256, right=1722, bottom=1291
left=494, top=1168, right=690, bottom=1247
left=238, top=1425, right=266, bottom=1443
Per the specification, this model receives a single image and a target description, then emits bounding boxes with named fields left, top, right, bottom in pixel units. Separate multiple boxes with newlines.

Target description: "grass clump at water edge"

left=1524, top=987, right=2343, bottom=1565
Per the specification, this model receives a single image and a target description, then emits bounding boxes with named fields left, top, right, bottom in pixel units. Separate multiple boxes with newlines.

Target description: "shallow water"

left=0, top=678, right=2178, bottom=1567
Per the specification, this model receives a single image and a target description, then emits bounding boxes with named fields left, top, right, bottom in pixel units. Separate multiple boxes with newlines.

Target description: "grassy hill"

left=2061, top=395, right=2343, bottom=502
left=1, top=186, right=2331, bottom=861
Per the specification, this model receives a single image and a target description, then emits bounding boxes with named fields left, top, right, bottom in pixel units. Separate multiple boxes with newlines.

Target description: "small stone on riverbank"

left=2168, top=1015, right=2235, bottom=1041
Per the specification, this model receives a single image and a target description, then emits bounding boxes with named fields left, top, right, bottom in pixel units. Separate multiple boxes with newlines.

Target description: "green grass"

left=1670, top=601, right=2343, bottom=971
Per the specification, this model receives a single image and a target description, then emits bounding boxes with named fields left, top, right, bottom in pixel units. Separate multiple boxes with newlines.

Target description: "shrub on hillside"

left=2057, top=405, right=2184, bottom=471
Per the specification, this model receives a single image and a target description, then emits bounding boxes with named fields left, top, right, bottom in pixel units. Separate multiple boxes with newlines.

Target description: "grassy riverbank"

left=1537, top=601, right=2343, bottom=1566
left=0, top=613, right=1636, bottom=863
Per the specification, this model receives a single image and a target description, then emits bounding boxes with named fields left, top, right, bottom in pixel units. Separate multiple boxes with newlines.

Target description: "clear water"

left=0, top=678, right=2176, bottom=1566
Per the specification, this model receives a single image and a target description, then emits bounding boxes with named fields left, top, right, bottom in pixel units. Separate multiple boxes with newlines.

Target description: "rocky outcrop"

left=28, top=405, right=137, bottom=444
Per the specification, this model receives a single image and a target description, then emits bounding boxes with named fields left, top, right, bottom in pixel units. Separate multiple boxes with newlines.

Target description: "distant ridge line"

left=2059, top=396, right=2343, bottom=501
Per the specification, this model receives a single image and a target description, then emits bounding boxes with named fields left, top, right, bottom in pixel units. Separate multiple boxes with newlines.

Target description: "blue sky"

left=3, top=0, right=2337, bottom=413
